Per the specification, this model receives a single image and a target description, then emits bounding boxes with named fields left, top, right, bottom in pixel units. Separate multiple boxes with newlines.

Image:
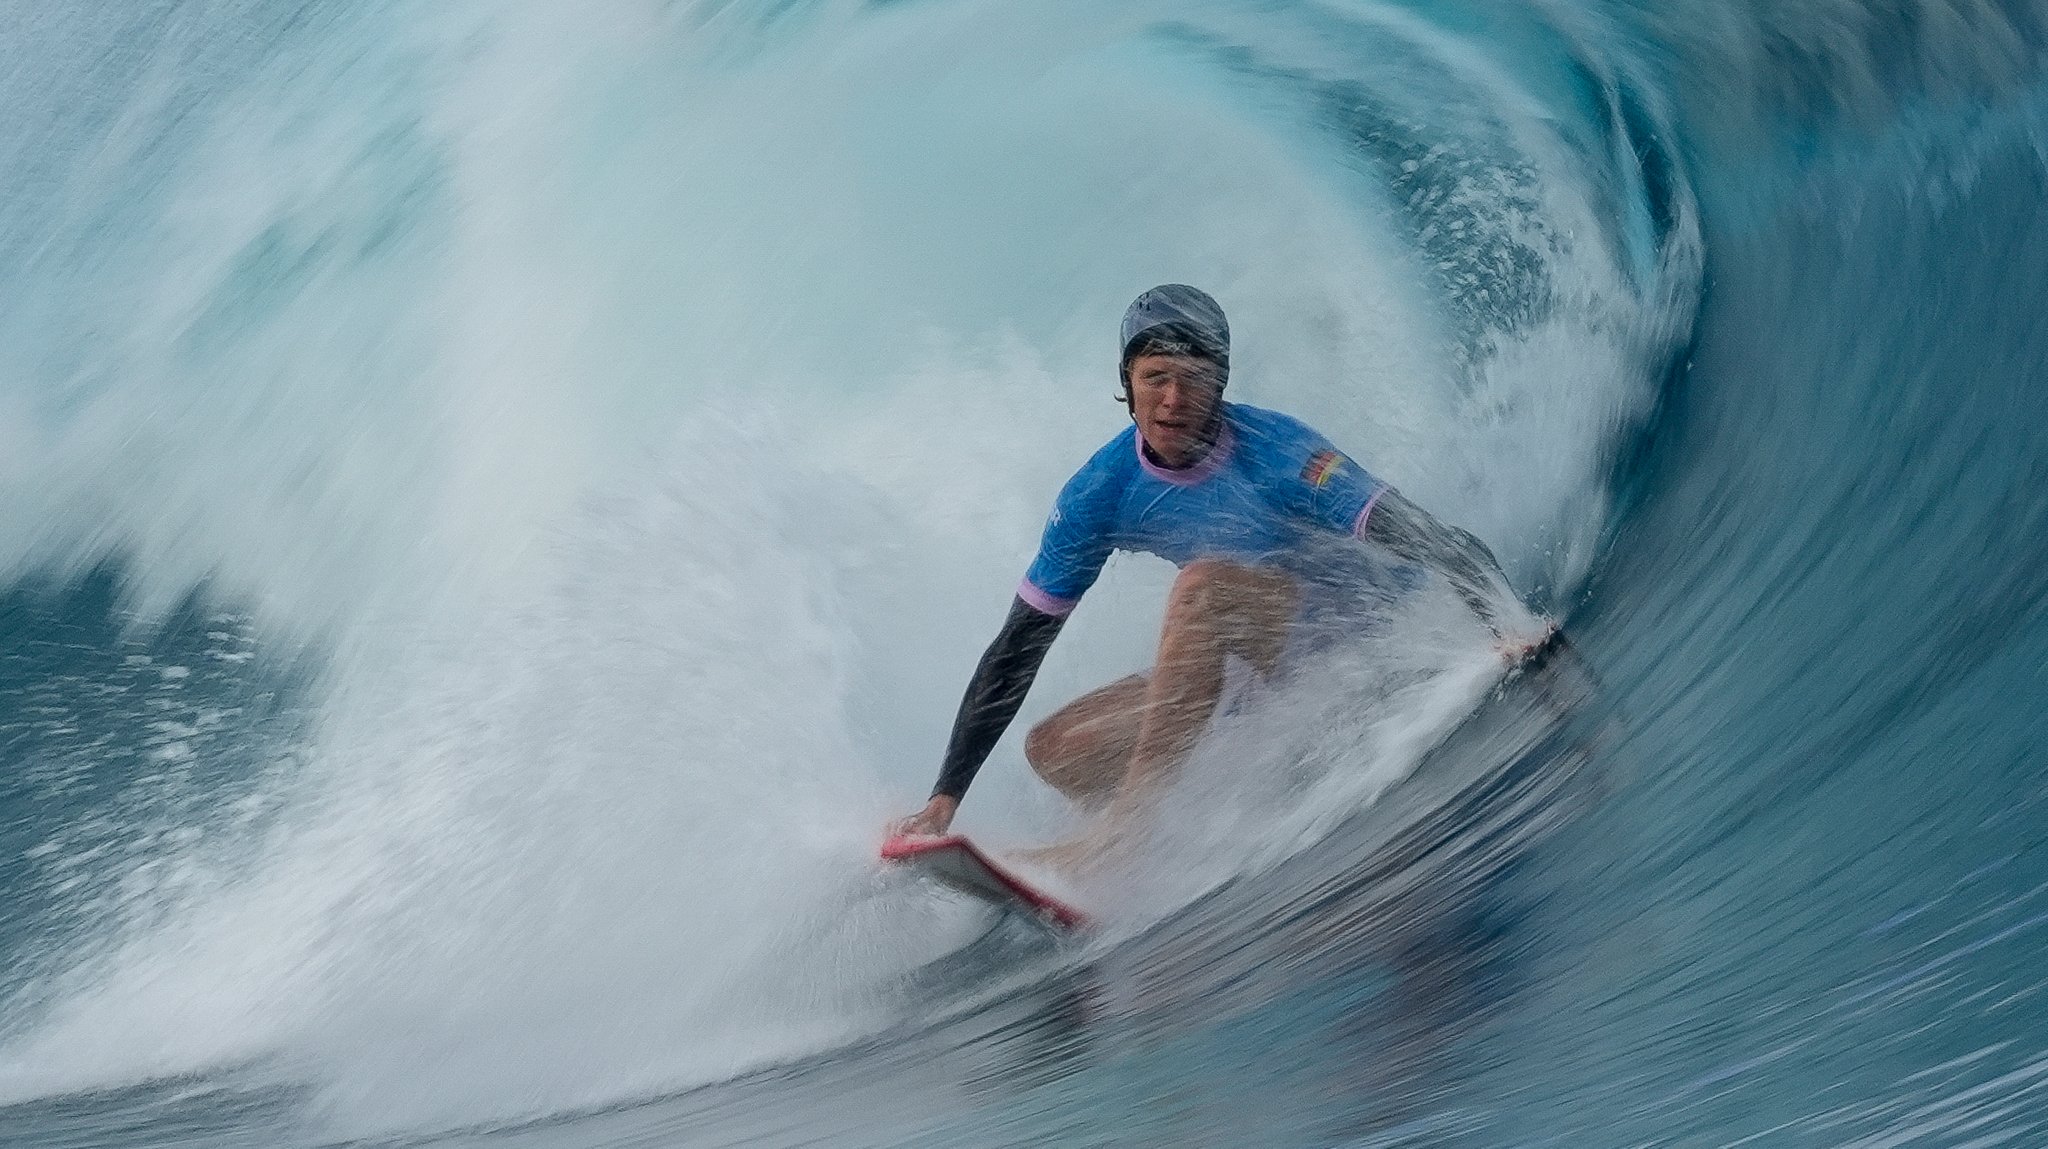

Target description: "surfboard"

left=880, top=834, right=1092, bottom=933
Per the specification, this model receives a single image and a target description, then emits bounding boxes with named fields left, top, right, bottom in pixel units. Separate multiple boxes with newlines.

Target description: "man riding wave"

left=893, top=285, right=1543, bottom=848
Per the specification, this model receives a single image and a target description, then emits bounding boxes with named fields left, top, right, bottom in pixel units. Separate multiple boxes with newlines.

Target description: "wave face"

left=1, top=0, right=2044, bottom=1145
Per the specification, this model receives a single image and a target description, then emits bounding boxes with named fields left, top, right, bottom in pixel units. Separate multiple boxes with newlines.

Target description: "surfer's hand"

left=890, top=794, right=958, bottom=838
left=1496, top=618, right=1560, bottom=665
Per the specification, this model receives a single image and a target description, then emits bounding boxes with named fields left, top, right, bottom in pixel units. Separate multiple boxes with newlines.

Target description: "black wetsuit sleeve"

left=930, top=597, right=1067, bottom=802
left=1361, top=488, right=1510, bottom=632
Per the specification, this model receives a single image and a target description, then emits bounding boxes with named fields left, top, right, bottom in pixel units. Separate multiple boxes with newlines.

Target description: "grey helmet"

left=1119, top=284, right=1229, bottom=388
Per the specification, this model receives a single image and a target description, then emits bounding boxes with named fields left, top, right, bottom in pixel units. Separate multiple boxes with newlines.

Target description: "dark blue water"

left=4, top=1, right=2047, bottom=1146
left=0, top=567, right=311, bottom=1007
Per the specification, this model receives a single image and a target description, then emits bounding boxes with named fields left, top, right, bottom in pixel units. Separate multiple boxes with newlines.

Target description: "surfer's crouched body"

left=892, top=285, right=1541, bottom=852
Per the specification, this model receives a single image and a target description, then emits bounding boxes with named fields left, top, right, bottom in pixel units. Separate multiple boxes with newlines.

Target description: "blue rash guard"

left=925, top=401, right=1400, bottom=803
left=1017, top=402, right=1390, bottom=617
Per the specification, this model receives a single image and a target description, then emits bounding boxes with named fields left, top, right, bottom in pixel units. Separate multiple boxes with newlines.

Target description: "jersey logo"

left=1302, top=449, right=1345, bottom=488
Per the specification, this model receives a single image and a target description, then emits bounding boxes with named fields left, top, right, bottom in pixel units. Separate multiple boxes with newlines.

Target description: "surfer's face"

left=1128, top=353, right=1224, bottom=467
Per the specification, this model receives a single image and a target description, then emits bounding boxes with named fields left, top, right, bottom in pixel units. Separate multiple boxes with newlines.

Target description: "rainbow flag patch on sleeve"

left=1302, top=449, right=1345, bottom=488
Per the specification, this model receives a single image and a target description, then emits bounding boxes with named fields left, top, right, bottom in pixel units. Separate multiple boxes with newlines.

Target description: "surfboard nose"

left=881, top=834, right=1092, bottom=933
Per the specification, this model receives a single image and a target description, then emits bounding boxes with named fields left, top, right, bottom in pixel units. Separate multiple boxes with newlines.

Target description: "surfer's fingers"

left=1495, top=619, right=1560, bottom=663
left=890, top=811, right=944, bottom=838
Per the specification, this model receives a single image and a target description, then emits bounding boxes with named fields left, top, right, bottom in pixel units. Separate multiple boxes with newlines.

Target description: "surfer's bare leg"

left=1116, top=560, right=1298, bottom=812
left=1025, top=674, right=1149, bottom=804
left=1023, top=560, right=1296, bottom=842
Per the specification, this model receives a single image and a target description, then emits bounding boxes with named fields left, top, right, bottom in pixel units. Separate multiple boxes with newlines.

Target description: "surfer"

left=892, top=285, right=1546, bottom=848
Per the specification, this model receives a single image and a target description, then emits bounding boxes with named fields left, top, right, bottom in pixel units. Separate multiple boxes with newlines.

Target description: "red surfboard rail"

left=881, top=834, right=1092, bottom=932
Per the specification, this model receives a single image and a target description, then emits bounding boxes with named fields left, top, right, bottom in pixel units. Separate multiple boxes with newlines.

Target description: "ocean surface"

left=3, top=1, right=2046, bottom=1146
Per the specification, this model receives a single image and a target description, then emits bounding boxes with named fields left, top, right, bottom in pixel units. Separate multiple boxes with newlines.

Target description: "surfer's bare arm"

left=1360, top=489, right=1518, bottom=636
left=893, top=598, right=1066, bottom=836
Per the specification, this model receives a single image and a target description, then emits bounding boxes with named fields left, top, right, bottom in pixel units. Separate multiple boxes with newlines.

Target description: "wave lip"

left=0, top=0, right=1726, bottom=1142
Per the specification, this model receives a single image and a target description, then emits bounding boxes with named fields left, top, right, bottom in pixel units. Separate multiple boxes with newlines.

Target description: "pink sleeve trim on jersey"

left=1352, top=488, right=1386, bottom=539
left=1016, top=579, right=1078, bottom=617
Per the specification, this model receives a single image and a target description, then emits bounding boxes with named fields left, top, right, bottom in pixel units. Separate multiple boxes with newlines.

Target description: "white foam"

left=0, top=0, right=1679, bottom=1133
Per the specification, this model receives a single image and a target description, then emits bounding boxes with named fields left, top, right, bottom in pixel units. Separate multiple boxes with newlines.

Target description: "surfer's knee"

left=1024, top=719, right=1062, bottom=777
left=1025, top=726, right=1093, bottom=799
left=1025, top=715, right=1124, bottom=801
